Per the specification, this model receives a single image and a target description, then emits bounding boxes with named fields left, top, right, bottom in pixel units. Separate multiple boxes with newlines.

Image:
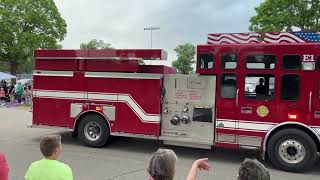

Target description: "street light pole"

left=144, top=27, right=160, bottom=48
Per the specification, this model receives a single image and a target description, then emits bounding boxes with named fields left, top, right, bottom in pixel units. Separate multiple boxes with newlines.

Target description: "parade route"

left=0, top=107, right=320, bottom=180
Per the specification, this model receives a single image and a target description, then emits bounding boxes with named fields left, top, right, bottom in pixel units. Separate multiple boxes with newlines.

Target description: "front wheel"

left=78, top=114, right=110, bottom=148
left=267, top=128, right=317, bottom=172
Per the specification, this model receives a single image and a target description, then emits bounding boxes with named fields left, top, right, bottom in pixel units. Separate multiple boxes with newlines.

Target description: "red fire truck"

left=31, top=32, right=320, bottom=172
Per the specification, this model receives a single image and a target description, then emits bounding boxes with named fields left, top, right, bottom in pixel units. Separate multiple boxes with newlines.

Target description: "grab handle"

left=236, top=89, right=239, bottom=107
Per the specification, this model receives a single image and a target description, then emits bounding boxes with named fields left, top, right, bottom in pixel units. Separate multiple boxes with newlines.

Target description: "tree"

left=249, top=0, right=320, bottom=32
left=172, top=43, right=196, bottom=74
left=0, top=0, right=67, bottom=74
left=80, top=39, right=113, bottom=49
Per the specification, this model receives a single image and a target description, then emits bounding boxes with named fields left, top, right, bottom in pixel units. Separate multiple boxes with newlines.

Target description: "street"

left=0, top=107, right=319, bottom=180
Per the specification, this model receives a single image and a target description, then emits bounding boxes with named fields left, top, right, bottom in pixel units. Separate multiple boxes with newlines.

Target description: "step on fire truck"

left=31, top=32, right=320, bottom=172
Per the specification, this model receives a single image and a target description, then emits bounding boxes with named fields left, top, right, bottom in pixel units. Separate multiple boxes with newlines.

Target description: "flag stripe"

left=207, top=32, right=309, bottom=44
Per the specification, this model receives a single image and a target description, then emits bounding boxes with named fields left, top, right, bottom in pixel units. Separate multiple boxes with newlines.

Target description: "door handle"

left=288, top=103, right=297, bottom=108
left=315, top=111, right=320, bottom=118
left=309, top=91, right=312, bottom=112
left=241, top=107, right=252, bottom=114
left=236, top=89, right=239, bottom=107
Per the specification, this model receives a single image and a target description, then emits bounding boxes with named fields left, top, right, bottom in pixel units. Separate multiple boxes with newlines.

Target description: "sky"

left=53, top=0, right=263, bottom=66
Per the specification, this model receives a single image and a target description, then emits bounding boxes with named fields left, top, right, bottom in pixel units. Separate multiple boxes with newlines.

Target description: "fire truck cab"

left=31, top=32, right=320, bottom=172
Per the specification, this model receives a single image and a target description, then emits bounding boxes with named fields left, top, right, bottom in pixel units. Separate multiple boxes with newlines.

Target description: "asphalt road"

left=0, top=107, right=320, bottom=180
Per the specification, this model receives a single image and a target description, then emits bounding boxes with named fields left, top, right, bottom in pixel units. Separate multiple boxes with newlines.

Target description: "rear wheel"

left=78, top=114, right=109, bottom=148
left=267, top=128, right=317, bottom=172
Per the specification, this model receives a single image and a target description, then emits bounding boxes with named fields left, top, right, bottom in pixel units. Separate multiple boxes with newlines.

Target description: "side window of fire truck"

left=317, top=55, right=320, bottom=70
left=199, top=54, right=214, bottom=69
left=245, top=74, right=275, bottom=100
left=282, top=55, right=301, bottom=70
left=281, top=74, right=300, bottom=101
left=221, top=53, right=237, bottom=69
left=220, top=73, right=237, bottom=98
left=246, top=55, right=276, bottom=69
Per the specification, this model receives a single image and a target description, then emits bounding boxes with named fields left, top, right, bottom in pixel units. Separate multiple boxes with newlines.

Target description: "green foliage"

left=0, top=0, right=67, bottom=74
left=0, top=61, right=9, bottom=72
left=80, top=39, right=113, bottom=49
left=249, top=0, right=320, bottom=32
left=172, top=43, right=196, bottom=74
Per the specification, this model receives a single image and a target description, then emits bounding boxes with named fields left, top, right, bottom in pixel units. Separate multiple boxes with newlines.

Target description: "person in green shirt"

left=25, top=135, right=73, bottom=180
left=15, top=82, right=24, bottom=103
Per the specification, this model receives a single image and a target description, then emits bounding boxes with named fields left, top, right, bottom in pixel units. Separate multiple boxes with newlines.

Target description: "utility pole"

left=144, top=27, right=160, bottom=48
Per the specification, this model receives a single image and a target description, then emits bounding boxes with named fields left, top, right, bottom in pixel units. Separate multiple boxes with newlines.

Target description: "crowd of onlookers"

left=0, top=135, right=270, bottom=180
left=0, top=80, right=32, bottom=106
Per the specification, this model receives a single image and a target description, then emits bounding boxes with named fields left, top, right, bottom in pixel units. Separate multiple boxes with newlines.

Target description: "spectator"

left=0, top=88, right=5, bottom=103
left=2, top=81, right=8, bottom=102
left=0, top=80, right=4, bottom=88
left=15, top=82, right=24, bottom=103
left=25, top=86, right=32, bottom=106
left=0, top=81, right=7, bottom=95
left=25, top=135, right=73, bottom=180
left=238, top=159, right=270, bottom=180
left=147, top=149, right=177, bottom=180
left=0, top=151, right=9, bottom=180
left=147, top=149, right=211, bottom=180
left=8, top=84, right=15, bottom=104
left=186, top=158, right=211, bottom=180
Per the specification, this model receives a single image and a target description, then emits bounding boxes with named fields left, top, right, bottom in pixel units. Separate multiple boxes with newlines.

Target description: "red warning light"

left=96, top=106, right=103, bottom=112
left=288, top=114, right=297, bottom=120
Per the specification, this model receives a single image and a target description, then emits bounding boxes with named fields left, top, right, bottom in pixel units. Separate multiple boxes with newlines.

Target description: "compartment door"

left=160, top=75, right=216, bottom=149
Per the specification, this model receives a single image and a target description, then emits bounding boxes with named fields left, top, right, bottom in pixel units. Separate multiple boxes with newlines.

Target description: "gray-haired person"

left=148, top=149, right=177, bottom=180
left=238, top=159, right=270, bottom=180
left=147, top=149, right=211, bottom=180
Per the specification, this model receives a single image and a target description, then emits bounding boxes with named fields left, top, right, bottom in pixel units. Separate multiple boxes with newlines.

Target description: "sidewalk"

left=0, top=102, right=32, bottom=110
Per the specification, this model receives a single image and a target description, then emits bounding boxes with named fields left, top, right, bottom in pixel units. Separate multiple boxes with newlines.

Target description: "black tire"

left=267, top=128, right=317, bottom=172
left=78, top=114, right=109, bottom=148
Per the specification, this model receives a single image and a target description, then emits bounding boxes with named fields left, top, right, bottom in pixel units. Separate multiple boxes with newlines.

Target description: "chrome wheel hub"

left=84, top=122, right=102, bottom=141
left=278, top=139, right=305, bottom=164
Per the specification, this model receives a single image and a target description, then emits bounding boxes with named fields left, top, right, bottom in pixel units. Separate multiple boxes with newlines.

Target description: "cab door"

left=237, top=53, right=278, bottom=147
left=237, top=73, right=277, bottom=145
left=276, top=54, right=314, bottom=125
left=215, top=52, right=239, bottom=144
left=311, top=56, right=320, bottom=129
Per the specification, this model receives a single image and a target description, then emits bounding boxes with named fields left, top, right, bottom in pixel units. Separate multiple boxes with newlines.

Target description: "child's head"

left=40, top=135, right=63, bottom=160
left=0, top=87, right=3, bottom=91
left=148, top=149, right=177, bottom=180
left=238, top=159, right=270, bottom=180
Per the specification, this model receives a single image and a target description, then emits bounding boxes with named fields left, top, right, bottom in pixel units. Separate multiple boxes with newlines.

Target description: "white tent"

left=0, top=72, right=16, bottom=80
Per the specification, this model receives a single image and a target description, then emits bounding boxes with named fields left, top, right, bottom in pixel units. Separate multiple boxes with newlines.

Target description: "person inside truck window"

left=255, top=78, right=267, bottom=95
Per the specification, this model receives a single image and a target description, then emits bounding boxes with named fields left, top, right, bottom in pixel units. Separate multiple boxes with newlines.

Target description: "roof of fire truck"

left=34, top=49, right=177, bottom=74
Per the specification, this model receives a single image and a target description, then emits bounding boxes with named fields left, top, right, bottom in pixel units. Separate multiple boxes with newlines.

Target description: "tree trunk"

left=9, top=60, right=18, bottom=84
left=9, top=61, right=17, bottom=75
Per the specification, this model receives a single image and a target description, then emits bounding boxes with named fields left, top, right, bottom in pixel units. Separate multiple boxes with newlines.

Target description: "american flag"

left=207, top=32, right=320, bottom=44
